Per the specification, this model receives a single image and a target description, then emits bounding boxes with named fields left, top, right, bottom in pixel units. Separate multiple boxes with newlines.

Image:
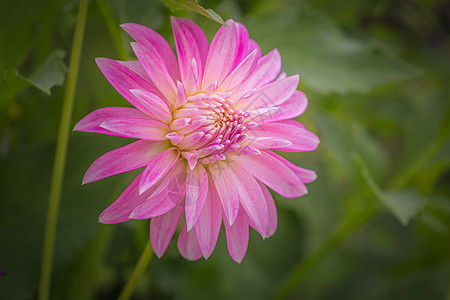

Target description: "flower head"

left=74, top=17, right=319, bottom=262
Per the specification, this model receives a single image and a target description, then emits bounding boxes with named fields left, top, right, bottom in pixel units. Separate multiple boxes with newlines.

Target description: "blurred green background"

left=1, top=0, right=449, bottom=299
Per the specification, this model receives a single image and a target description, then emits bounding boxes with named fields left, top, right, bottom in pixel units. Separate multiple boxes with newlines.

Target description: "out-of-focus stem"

left=38, top=0, right=89, bottom=299
left=96, top=0, right=129, bottom=61
left=117, top=240, right=154, bottom=300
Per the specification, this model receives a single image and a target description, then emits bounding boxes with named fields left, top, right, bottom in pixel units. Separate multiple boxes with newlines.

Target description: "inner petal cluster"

left=169, top=90, right=253, bottom=165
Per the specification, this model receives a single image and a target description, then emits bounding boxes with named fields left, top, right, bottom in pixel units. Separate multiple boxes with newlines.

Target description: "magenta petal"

left=224, top=207, right=249, bottom=263
left=229, top=163, right=269, bottom=237
left=242, top=137, right=292, bottom=150
left=195, top=177, right=222, bottom=259
left=182, top=150, right=198, bottom=170
left=208, top=162, right=240, bottom=226
left=233, top=151, right=307, bottom=198
left=237, top=75, right=299, bottom=109
left=139, top=148, right=180, bottom=194
left=232, top=49, right=281, bottom=96
left=247, top=39, right=262, bottom=60
left=96, top=58, right=164, bottom=104
left=265, top=91, right=308, bottom=123
left=99, top=173, right=161, bottom=224
left=177, top=222, right=203, bottom=261
left=83, top=140, right=169, bottom=184
left=118, top=60, right=150, bottom=80
left=248, top=120, right=319, bottom=152
left=121, top=23, right=180, bottom=82
left=220, top=49, right=258, bottom=91
left=150, top=205, right=184, bottom=258
left=265, top=151, right=317, bottom=184
left=257, top=181, right=277, bottom=237
left=185, top=164, right=208, bottom=231
left=129, top=89, right=172, bottom=122
left=131, top=159, right=187, bottom=219
left=132, top=42, right=177, bottom=102
left=74, top=107, right=149, bottom=136
left=166, top=132, right=184, bottom=145
left=100, top=118, right=169, bottom=140
left=233, top=22, right=250, bottom=68
left=203, top=20, right=237, bottom=88
left=171, top=17, right=209, bottom=94
left=175, top=81, right=188, bottom=108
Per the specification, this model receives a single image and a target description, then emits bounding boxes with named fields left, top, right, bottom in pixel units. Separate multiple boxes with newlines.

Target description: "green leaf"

left=246, top=7, right=420, bottom=94
left=0, top=49, right=67, bottom=108
left=158, top=0, right=226, bottom=26
left=379, top=190, right=427, bottom=226
left=354, top=155, right=426, bottom=225
left=25, top=48, right=67, bottom=95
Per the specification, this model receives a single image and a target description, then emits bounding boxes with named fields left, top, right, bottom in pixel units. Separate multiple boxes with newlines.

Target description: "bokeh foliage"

left=0, top=0, right=449, bottom=299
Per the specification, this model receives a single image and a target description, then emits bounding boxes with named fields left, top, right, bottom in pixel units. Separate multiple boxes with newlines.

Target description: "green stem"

left=96, top=0, right=129, bottom=61
left=118, top=240, right=153, bottom=300
left=38, top=0, right=89, bottom=299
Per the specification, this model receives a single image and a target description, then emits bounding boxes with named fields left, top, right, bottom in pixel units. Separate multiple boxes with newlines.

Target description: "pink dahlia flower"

left=75, top=17, right=319, bottom=262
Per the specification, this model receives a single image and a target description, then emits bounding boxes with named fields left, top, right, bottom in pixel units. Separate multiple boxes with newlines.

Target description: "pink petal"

left=185, top=164, right=208, bottom=231
left=177, top=222, right=203, bottom=261
left=257, top=181, right=277, bottom=237
left=233, top=151, right=307, bottom=198
left=150, top=204, right=184, bottom=258
left=129, top=89, right=172, bottom=122
left=236, top=75, right=299, bottom=110
left=208, top=162, right=240, bottom=226
left=166, top=132, right=184, bottom=145
left=175, top=81, right=188, bottom=108
left=219, top=49, right=259, bottom=91
left=246, top=106, right=280, bottom=123
left=179, top=132, right=206, bottom=149
left=73, top=107, right=149, bottom=136
left=170, top=117, right=193, bottom=132
left=265, top=151, right=317, bottom=184
left=174, top=107, right=199, bottom=119
left=96, top=58, right=164, bottom=105
left=83, top=140, right=169, bottom=184
left=182, top=150, right=198, bottom=170
left=171, top=17, right=209, bottom=94
left=100, top=118, right=169, bottom=140
left=232, top=49, right=281, bottom=96
left=264, top=91, right=308, bottom=123
left=224, top=207, right=249, bottom=263
left=130, top=159, right=187, bottom=219
left=195, top=177, right=222, bottom=259
left=132, top=42, right=177, bottom=102
left=99, top=173, right=161, bottom=224
left=202, top=20, right=237, bottom=88
left=229, top=163, right=269, bottom=237
left=248, top=120, right=319, bottom=152
left=277, top=72, right=287, bottom=81
left=118, top=60, right=150, bottom=80
left=237, top=145, right=261, bottom=156
left=121, top=23, right=180, bottom=82
left=241, top=136, right=292, bottom=150
left=233, top=22, right=250, bottom=68
left=247, top=39, right=262, bottom=60
left=139, top=148, right=180, bottom=194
